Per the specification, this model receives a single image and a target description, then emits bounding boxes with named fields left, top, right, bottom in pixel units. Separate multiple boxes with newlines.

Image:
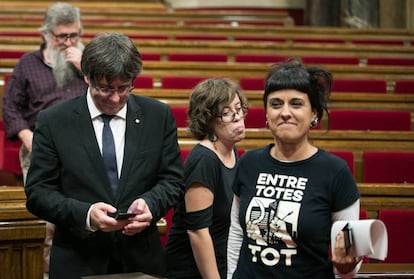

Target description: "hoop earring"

left=310, top=118, right=319, bottom=128
left=208, top=134, right=218, bottom=142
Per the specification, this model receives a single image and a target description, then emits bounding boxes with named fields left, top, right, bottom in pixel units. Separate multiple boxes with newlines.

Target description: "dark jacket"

left=25, top=93, right=184, bottom=279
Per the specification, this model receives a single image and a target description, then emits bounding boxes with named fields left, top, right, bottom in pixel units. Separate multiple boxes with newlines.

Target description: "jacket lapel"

left=117, top=96, right=143, bottom=196
left=73, top=95, right=115, bottom=199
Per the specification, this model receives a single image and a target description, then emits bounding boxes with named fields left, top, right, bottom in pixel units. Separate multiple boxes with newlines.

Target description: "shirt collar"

left=87, top=87, right=127, bottom=120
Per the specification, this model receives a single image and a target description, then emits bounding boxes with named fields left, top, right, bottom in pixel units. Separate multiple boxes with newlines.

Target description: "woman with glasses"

left=166, top=78, right=248, bottom=279
left=227, top=60, right=361, bottom=279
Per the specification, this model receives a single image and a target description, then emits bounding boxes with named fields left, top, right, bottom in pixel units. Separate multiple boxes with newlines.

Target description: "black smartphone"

left=342, top=223, right=353, bottom=252
left=107, top=211, right=137, bottom=220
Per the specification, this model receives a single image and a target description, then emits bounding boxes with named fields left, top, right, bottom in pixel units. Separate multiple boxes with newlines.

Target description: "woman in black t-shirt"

left=227, top=60, right=362, bottom=279
left=166, top=78, right=248, bottom=279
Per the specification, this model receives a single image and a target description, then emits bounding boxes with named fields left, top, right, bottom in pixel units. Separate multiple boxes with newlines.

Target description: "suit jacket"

left=25, top=93, right=184, bottom=279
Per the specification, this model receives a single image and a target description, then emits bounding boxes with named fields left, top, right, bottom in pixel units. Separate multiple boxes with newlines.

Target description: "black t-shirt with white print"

left=232, top=145, right=359, bottom=279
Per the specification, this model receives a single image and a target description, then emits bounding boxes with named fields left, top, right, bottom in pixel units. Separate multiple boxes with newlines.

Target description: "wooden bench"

left=356, top=263, right=414, bottom=278
left=0, top=24, right=413, bottom=49
left=1, top=34, right=413, bottom=59
left=177, top=129, right=414, bottom=183
left=2, top=83, right=414, bottom=125
left=130, top=89, right=414, bottom=111
left=1, top=127, right=413, bottom=183
left=358, top=184, right=414, bottom=219
left=0, top=1, right=288, bottom=18
left=1, top=57, right=414, bottom=83
left=0, top=3, right=412, bottom=44
left=0, top=1, right=293, bottom=29
left=1, top=1, right=413, bottom=47
left=0, top=184, right=413, bottom=278
left=11, top=178, right=411, bottom=231
left=0, top=11, right=291, bottom=27
left=0, top=186, right=45, bottom=279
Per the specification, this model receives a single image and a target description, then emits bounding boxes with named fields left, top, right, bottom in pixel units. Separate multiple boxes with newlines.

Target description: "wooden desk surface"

left=353, top=263, right=414, bottom=278
left=81, top=265, right=414, bottom=279
left=82, top=272, right=163, bottom=279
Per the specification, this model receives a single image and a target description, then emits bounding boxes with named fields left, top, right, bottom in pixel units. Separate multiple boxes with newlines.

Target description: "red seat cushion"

left=161, top=76, right=209, bottom=89
left=301, top=56, right=359, bottom=65
left=363, top=151, right=414, bottom=183
left=233, top=36, right=285, bottom=43
left=352, top=39, right=404, bottom=46
left=328, top=150, right=355, bottom=175
left=0, top=50, right=26, bottom=59
left=332, top=79, right=387, bottom=94
left=235, top=54, right=288, bottom=63
left=128, top=34, right=168, bottom=40
left=378, top=209, right=414, bottom=263
left=329, top=110, right=411, bottom=131
left=239, top=77, right=265, bottom=91
left=367, top=57, right=414, bottom=66
left=133, top=76, right=154, bottom=89
left=141, top=53, right=161, bottom=61
left=170, top=106, right=188, bottom=128
left=168, top=53, right=227, bottom=62
left=244, top=107, right=266, bottom=128
left=159, top=208, right=174, bottom=247
left=175, top=34, right=227, bottom=41
left=0, top=121, right=22, bottom=175
left=180, top=148, right=191, bottom=163
left=394, top=80, right=414, bottom=94
left=359, top=209, right=368, bottom=220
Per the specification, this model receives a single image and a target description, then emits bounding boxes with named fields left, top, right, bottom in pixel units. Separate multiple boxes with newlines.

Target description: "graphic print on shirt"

left=245, top=172, right=306, bottom=267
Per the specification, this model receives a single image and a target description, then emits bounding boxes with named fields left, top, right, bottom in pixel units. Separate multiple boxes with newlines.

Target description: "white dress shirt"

left=85, top=89, right=127, bottom=231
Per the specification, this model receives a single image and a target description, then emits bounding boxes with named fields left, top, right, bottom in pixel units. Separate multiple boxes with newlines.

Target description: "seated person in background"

left=1, top=2, right=87, bottom=273
left=2, top=2, right=87, bottom=181
left=25, top=32, right=184, bottom=279
left=227, top=60, right=362, bottom=279
left=166, top=78, right=248, bottom=279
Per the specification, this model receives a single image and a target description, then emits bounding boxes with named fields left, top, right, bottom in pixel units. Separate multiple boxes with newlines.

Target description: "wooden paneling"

left=0, top=186, right=45, bottom=279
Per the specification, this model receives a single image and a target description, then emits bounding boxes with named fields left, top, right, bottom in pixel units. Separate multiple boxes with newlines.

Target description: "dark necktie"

left=101, top=114, right=118, bottom=195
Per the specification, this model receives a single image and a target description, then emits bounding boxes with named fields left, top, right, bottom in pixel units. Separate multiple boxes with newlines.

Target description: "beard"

left=47, top=41, right=84, bottom=88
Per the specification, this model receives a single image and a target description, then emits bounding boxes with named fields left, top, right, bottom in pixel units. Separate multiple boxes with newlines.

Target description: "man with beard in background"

left=2, top=2, right=87, bottom=275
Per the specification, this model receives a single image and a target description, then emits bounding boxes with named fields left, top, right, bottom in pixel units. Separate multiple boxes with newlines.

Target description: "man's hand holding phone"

left=89, top=202, right=136, bottom=232
left=122, top=198, right=153, bottom=236
left=107, top=211, right=137, bottom=220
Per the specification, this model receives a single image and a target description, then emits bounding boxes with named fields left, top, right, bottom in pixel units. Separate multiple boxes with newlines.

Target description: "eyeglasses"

left=217, top=107, right=248, bottom=123
left=94, top=84, right=134, bottom=95
left=50, top=31, right=80, bottom=43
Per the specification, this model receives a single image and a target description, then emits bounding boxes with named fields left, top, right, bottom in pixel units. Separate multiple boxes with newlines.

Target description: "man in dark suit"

left=25, top=32, right=184, bottom=279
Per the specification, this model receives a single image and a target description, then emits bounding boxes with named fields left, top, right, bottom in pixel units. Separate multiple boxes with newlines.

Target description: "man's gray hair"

left=39, top=2, right=82, bottom=34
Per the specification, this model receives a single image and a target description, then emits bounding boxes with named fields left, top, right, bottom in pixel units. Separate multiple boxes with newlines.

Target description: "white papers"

left=331, top=219, right=388, bottom=260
